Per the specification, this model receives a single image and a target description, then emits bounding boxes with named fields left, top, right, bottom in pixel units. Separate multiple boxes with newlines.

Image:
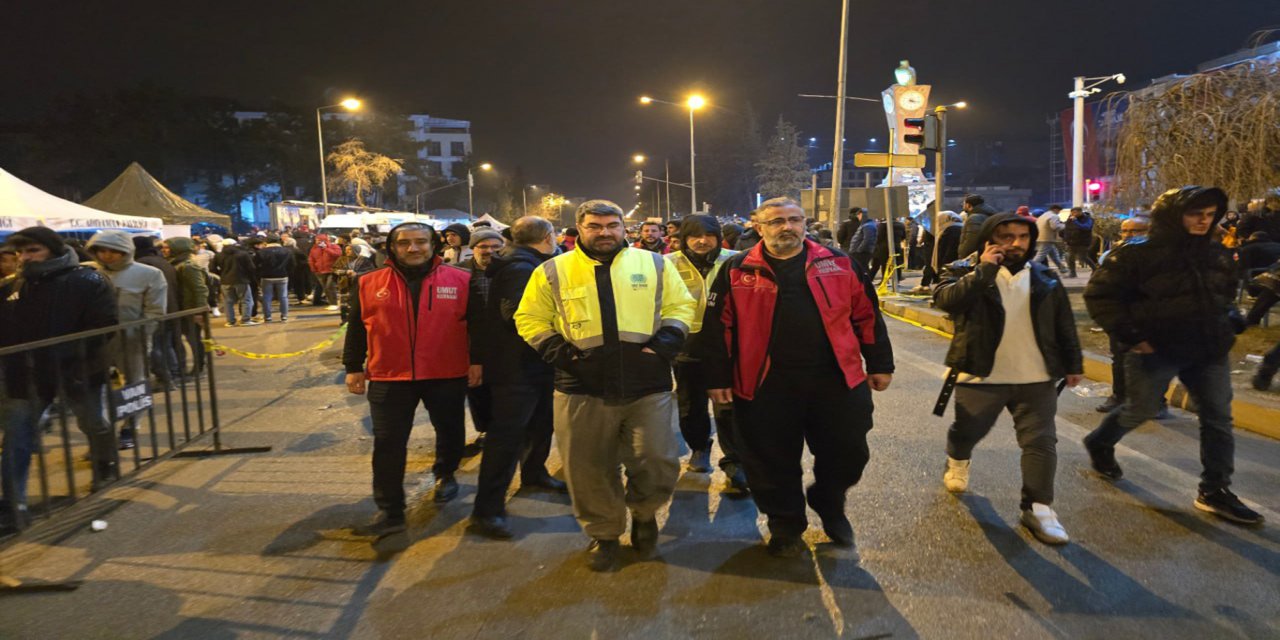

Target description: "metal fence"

left=0, top=307, right=268, bottom=554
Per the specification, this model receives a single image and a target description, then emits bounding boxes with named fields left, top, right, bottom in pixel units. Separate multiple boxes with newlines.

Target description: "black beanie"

left=8, top=226, right=66, bottom=255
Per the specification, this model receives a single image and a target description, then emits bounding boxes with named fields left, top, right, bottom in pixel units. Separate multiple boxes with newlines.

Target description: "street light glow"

left=686, top=95, right=706, bottom=110
left=340, top=98, right=362, bottom=110
left=479, top=163, right=493, bottom=171
left=953, top=101, right=968, bottom=109
left=639, top=96, right=653, bottom=104
left=633, top=154, right=646, bottom=163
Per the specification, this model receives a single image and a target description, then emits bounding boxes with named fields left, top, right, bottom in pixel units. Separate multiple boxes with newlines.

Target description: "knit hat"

left=6, top=226, right=66, bottom=255
left=469, top=228, right=504, bottom=248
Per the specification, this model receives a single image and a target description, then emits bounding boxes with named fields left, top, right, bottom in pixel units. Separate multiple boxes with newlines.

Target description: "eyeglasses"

left=759, top=215, right=807, bottom=229
left=581, top=222, right=623, bottom=233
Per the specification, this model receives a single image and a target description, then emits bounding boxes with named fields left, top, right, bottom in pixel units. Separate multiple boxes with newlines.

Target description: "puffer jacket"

left=957, top=203, right=997, bottom=257
left=934, top=213, right=1083, bottom=378
left=1085, top=186, right=1241, bottom=362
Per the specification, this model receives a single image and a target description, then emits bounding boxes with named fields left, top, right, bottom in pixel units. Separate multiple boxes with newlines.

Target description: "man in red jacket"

left=699, top=197, right=895, bottom=557
left=309, top=233, right=342, bottom=309
left=342, top=222, right=482, bottom=537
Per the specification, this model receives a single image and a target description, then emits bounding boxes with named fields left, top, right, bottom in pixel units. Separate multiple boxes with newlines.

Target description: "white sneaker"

left=325, top=305, right=340, bottom=311
left=943, top=457, right=970, bottom=493
left=1020, top=503, right=1069, bottom=545
left=212, top=308, right=222, bottom=317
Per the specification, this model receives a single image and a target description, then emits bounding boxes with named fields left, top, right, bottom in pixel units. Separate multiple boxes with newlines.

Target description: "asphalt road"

left=0, top=306, right=1276, bottom=639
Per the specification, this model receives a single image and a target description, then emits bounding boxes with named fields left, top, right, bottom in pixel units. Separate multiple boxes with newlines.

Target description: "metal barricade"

left=0, top=307, right=269, bottom=558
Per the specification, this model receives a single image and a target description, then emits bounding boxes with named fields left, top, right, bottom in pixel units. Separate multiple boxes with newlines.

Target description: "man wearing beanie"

left=461, top=228, right=506, bottom=452
left=442, top=223, right=473, bottom=265
left=87, top=231, right=169, bottom=450
left=667, top=215, right=748, bottom=491
left=1, top=228, right=119, bottom=523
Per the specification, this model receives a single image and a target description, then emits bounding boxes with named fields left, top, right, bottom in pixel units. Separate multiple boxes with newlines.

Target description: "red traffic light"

left=902, top=115, right=939, bottom=152
left=1087, top=181, right=1103, bottom=192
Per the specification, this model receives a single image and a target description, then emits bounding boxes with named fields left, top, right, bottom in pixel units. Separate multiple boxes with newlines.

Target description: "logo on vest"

left=629, top=273, right=648, bottom=290
left=436, top=286, right=459, bottom=300
left=375, top=288, right=390, bottom=299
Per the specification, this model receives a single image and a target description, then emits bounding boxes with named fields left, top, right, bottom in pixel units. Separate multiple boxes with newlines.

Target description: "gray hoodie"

left=86, top=230, right=168, bottom=329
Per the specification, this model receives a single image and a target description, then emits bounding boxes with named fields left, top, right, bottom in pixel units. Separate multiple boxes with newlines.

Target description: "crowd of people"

left=0, top=186, right=1273, bottom=553
left=337, top=187, right=1265, bottom=573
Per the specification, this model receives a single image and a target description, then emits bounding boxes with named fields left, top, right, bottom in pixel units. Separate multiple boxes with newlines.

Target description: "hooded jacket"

left=308, top=234, right=341, bottom=273
left=86, top=230, right=168, bottom=328
left=1085, top=186, right=1240, bottom=362
left=475, top=245, right=556, bottom=385
left=133, top=236, right=179, bottom=313
left=215, top=244, right=257, bottom=286
left=256, top=242, right=296, bottom=279
left=1063, top=211, right=1095, bottom=247
left=1, top=246, right=119, bottom=398
left=442, top=224, right=474, bottom=265
left=934, top=213, right=1083, bottom=379
left=165, top=237, right=211, bottom=311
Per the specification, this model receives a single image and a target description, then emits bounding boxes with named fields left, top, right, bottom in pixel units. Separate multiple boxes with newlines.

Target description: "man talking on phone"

left=933, top=213, right=1083, bottom=545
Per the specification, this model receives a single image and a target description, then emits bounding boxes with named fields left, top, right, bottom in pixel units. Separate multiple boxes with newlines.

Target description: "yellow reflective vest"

left=664, top=249, right=736, bottom=334
left=516, top=245, right=696, bottom=351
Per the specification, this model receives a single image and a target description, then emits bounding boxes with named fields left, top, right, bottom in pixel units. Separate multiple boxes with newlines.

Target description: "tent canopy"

left=0, top=168, right=161, bottom=235
left=84, top=162, right=232, bottom=227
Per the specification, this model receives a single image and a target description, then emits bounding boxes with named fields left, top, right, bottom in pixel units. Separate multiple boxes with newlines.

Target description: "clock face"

left=898, top=90, right=925, bottom=111
left=882, top=93, right=895, bottom=114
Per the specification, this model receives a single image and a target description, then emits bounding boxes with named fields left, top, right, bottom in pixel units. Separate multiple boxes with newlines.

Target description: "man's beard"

left=766, top=232, right=802, bottom=254
left=1001, top=250, right=1028, bottom=272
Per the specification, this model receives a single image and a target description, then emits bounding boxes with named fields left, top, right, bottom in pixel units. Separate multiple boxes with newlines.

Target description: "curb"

left=880, top=298, right=1280, bottom=440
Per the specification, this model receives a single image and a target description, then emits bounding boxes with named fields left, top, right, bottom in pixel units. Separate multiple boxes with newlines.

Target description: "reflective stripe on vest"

left=541, top=247, right=667, bottom=350
left=666, top=250, right=735, bottom=334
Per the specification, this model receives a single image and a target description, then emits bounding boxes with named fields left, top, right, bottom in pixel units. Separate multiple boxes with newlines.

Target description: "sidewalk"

left=879, top=270, right=1280, bottom=440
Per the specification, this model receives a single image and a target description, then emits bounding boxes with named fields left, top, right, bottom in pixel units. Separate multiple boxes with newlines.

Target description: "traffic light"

left=635, top=170, right=644, bottom=185
left=903, top=114, right=940, bottom=152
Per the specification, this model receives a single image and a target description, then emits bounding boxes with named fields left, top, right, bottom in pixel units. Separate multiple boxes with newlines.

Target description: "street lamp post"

left=828, top=0, right=851, bottom=228
left=316, top=98, right=362, bottom=219
left=468, top=162, right=493, bottom=219
left=1068, top=73, right=1124, bottom=207
left=639, top=94, right=706, bottom=215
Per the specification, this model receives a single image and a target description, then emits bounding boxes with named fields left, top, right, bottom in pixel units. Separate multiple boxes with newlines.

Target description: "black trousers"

left=673, top=359, right=740, bottom=467
left=472, top=382, right=556, bottom=518
left=467, top=383, right=493, bottom=434
left=733, top=373, right=874, bottom=537
left=367, top=378, right=467, bottom=517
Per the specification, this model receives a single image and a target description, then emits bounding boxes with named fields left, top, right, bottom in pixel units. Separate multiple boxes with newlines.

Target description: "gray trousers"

left=946, top=382, right=1058, bottom=510
left=553, top=391, right=680, bottom=540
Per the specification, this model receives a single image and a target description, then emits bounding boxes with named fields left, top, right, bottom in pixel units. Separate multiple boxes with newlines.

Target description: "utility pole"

left=1072, top=76, right=1085, bottom=208
left=932, top=106, right=948, bottom=275
left=827, top=0, right=851, bottom=228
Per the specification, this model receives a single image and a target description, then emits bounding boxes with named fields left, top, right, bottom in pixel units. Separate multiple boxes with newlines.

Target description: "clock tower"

left=879, top=62, right=935, bottom=214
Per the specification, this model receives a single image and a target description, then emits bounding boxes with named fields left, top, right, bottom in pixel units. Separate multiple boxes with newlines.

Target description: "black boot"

left=1253, top=365, right=1277, bottom=391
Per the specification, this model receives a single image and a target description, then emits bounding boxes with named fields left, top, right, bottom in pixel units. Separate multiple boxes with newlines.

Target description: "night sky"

left=5, top=0, right=1278, bottom=206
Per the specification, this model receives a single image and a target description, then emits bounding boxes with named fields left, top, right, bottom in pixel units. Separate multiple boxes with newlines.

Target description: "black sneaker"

left=521, top=473, right=568, bottom=493
left=1084, top=439, right=1123, bottom=481
left=353, top=513, right=406, bottom=537
left=766, top=534, right=806, bottom=558
left=630, top=515, right=659, bottom=559
left=118, top=430, right=136, bottom=451
left=433, top=474, right=459, bottom=503
left=1252, top=365, right=1276, bottom=391
left=722, top=462, right=750, bottom=493
left=819, top=512, right=854, bottom=547
left=587, top=539, right=621, bottom=572
left=1194, top=489, right=1264, bottom=525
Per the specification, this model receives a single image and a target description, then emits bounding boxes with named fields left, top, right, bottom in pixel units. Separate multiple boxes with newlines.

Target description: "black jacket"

left=1085, top=186, right=1240, bottom=362
left=255, top=245, right=296, bottom=279
left=934, top=213, right=1083, bottom=378
left=957, top=204, right=997, bottom=258
left=214, top=246, right=257, bottom=286
left=873, top=219, right=906, bottom=258
left=1237, top=239, right=1280, bottom=273
left=1, top=249, right=119, bottom=398
left=477, top=246, right=555, bottom=386
left=1063, top=213, right=1095, bottom=247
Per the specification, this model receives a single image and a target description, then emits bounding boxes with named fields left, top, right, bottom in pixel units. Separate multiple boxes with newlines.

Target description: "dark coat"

left=1, top=249, right=119, bottom=398
left=933, top=213, right=1083, bottom=378
left=1063, top=213, right=1095, bottom=248
left=255, top=245, right=296, bottom=279
left=1084, top=186, right=1240, bottom=362
left=1237, top=239, right=1280, bottom=273
left=214, top=246, right=257, bottom=286
left=479, top=245, right=555, bottom=386
left=957, top=204, right=997, bottom=257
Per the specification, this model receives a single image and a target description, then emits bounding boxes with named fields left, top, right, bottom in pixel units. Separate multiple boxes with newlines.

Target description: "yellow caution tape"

left=204, top=324, right=348, bottom=360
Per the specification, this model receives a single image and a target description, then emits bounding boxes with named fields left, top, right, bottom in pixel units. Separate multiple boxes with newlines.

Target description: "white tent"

left=0, top=168, right=162, bottom=235
left=471, top=213, right=509, bottom=230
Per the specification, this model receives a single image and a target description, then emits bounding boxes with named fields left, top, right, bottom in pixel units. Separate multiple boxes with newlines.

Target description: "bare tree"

left=326, top=139, right=403, bottom=206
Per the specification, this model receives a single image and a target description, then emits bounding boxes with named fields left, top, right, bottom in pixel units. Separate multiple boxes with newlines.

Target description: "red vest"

left=721, top=240, right=878, bottom=400
left=358, top=260, right=470, bottom=381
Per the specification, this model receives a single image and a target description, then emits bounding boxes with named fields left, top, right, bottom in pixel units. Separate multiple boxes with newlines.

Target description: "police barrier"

left=0, top=307, right=270, bottom=591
